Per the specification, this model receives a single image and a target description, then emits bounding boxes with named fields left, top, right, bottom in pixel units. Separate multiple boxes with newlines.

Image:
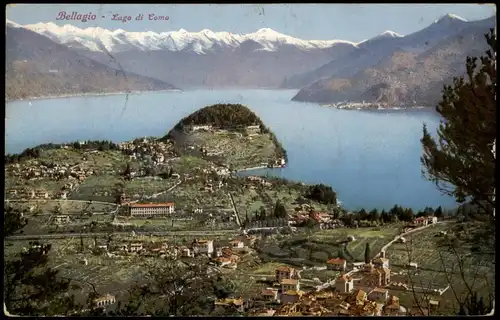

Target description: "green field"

left=255, top=226, right=401, bottom=269
left=230, top=180, right=331, bottom=220
left=385, top=222, right=495, bottom=315
left=191, top=131, right=278, bottom=170
left=167, top=179, right=231, bottom=209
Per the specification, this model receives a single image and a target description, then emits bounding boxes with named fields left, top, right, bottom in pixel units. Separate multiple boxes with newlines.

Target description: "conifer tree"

left=364, top=243, right=371, bottom=264
left=421, top=29, right=496, bottom=216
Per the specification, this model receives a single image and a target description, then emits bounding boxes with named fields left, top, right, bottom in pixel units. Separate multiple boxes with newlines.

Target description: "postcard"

left=5, top=3, right=496, bottom=317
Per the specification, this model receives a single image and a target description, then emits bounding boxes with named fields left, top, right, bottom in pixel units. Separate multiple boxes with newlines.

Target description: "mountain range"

left=5, top=21, right=179, bottom=101
left=290, top=14, right=496, bottom=106
left=6, top=14, right=496, bottom=106
left=15, top=20, right=357, bottom=89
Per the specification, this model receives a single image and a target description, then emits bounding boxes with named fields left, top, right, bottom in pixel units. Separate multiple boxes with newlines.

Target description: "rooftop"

left=327, top=258, right=346, bottom=264
left=277, top=266, right=295, bottom=272
left=129, top=202, right=175, bottom=208
left=215, top=298, right=244, bottom=306
left=283, top=290, right=304, bottom=296
left=261, top=288, right=278, bottom=296
left=280, top=278, right=298, bottom=285
left=94, top=294, right=115, bottom=303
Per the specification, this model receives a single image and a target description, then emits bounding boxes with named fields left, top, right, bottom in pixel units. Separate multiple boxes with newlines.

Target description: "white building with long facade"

left=129, top=202, right=175, bottom=216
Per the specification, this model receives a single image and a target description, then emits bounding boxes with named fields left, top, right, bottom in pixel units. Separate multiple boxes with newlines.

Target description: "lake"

left=5, top=89, right=456, bottom=211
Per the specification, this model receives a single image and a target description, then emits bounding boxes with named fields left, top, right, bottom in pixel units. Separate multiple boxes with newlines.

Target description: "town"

left=4, top=104, right=495, bottom=317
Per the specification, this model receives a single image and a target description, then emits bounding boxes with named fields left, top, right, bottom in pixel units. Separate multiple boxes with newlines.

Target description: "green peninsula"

left=165, top=103, right=287, bottom=171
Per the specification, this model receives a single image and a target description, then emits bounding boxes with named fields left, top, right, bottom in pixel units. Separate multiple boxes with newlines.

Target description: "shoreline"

left=234, top=165, right=270, bottom=173
left=5, top=88, right=183, bottom=103
left=319, top=102, right=431, bottom=110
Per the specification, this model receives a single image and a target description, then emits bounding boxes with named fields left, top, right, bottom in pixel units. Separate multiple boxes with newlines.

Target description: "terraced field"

left=385, top=222, right=495, bottom=315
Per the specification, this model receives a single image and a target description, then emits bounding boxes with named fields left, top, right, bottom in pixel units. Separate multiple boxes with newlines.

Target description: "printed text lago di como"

left=56, top=11, right=169, bottom=23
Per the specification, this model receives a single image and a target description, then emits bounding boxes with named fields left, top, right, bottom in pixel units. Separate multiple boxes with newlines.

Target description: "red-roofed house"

left=412, top=217, right=428, bottom=227
left=275, top=266, right=298, bottom=283
left=260, top=288, right=279, bottom=303
left=327, top=258, right=347, bottom=271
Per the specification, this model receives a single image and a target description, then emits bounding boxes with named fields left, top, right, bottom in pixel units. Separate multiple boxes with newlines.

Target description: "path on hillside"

left=5, top=199, right=115, bottom=206
left=375, top=221, right=447, bottom=259
left=315, top=221, right=448, bottom=292
left=5, top=229, right=241, bottom=241
left=228, top=192, right=242, bottom=228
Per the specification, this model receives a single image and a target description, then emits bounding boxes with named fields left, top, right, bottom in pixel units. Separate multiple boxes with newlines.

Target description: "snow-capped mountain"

left=5, top=24, right=178, bottom=100
left=5, top=13, right=496, bottom=91
left=9, top=20, right=357, bottom=54
left=7, top=19, right=363, bottom=88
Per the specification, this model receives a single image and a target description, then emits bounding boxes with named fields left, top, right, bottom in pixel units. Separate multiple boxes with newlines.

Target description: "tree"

left=273, top=199, right=288, bottom=218
left=114, top=182, right=125, bottom=205
left=4, top=205, right=28, bottom=237
left=434, top=206, right=444, bottom=218
left=4, top=242, right=80, bottom=316
left=304, top=184, right=337, bottom=205
left=106, top=259, right=234, bottom=316
left=421, top=29, right=496, bottom=217
left=258, top=206, right=266, bottom=221
left=364, top=243, right=371, bottom=264
left=123, top=162, right=132, bottom=180
left=368, top=209, right=379, bottom=222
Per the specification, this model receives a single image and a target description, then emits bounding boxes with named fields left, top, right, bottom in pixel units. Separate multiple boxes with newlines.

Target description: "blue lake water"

left=5, top=89, right=456, bottom=211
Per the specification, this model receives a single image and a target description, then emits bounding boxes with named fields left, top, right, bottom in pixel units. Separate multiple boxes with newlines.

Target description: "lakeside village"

left=5, top=130, right=446, bottom=316
left=15, top=196, right=441, bottom=316
left=81, top=205, right=440, bottom=316
left=5, top=124, right=286, bottom=201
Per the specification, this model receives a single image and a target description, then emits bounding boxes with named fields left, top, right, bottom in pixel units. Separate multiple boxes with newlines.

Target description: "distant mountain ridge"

left=5, top=24, right=179, bottom=100
left=290, top=14, right=496, bottom=107
left=6, top=19, right=360, bottom=88
left=10, top=20, right=357, bottom=54
left=5, top=13, right=496, bottom=100
left=286, top=14, right=495, bottom=89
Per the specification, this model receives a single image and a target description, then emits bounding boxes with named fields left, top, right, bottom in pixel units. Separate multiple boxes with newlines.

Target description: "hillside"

left=291, top=16, right=495, bottom=107
left=165, top=104, right=287, bottom=170
left=286, top=15, right=494, bottom=90
left=5, top=24, right=180, bottom=101
left=170, top=104, right=266, bottom=132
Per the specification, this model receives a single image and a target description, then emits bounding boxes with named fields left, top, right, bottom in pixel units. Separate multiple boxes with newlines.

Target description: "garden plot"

left=192, top=131, right=278, bottom=170
left=385, top=222, right=495, bottom=314
left=169, top=156, right=213, bottom=175
left=167, top=180, right=231, bottom=209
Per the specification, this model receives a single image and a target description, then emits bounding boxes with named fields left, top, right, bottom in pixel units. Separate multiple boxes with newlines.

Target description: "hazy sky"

left=6, top=3, right=496, bottom=42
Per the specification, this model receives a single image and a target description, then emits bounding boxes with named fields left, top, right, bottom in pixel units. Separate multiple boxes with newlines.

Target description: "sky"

left=6, top=3, right=496, bottom=42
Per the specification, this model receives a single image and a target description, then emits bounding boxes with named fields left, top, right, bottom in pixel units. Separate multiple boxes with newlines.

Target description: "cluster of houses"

left=209, top=235, right=258, bottom=269
left=88, top=235, right=258, bottom=264
left=6, top=182, right=77, bottom=200
left=289, top=210, right=344, bottom=230
left=187, top=124, right=262, bottom=136
left=119, top=138, right=175, bottom=165
left=240, top=251, right=441, bottom=316
left=202, top=179, right=226, bottom=193
left=245, top=176, right=273, bottom=188
left=7, top=160, right=94, bottom=183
